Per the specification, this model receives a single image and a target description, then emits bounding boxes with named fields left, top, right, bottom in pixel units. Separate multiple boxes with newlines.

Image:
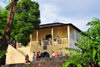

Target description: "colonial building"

left=29, top=23, right=81, bottom=56
left=6, top=23, right=81, bottom=64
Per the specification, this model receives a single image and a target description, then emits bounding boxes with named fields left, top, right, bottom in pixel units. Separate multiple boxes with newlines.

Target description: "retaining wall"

left=1, top=56, right=68, bottom=67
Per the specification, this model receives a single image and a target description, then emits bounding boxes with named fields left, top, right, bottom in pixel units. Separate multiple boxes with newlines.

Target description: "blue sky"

left=0, top=0, right=100, bottom=31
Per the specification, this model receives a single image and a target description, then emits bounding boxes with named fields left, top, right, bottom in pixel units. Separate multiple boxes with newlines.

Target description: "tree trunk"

left=0, top=0, right=18, bottom=65
left=92, top=63, right=95, bottom=67
left=91, top=62, right=95, bottom=67
left=86, top=63, right=89, bottom=67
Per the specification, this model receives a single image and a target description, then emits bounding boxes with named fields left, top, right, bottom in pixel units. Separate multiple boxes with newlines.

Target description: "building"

left=6, top=23, right=81, bottom=64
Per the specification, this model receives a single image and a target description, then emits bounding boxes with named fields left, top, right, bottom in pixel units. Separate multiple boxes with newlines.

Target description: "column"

left=36, top=30, right=39, bottom=42
left=67, top=25, right=70, bottom=47
left=30, top=34, right=32, bottom=42
left=67, top=25, right=70, bottom=39
left=51, top=27, right=53, bottom=44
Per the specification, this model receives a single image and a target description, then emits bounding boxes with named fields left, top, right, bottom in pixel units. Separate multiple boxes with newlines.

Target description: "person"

left=56, top=36, right=61, bottom=44
left=25, top=54, right=30, bottom=63
left=48, top=38, right=52, bottom=45
left=13, top=42, right=16, bottom=48
left=36, top=52, right=39, bottom=59
left=52, top=51, right=55, bottom=57
left=38, top=51, right=41, bottom=58
left=33, top=52, right=36, bottom=61
left=56, top=51, right=59, bottom=57
left=59, top=51, right=63, bottom=56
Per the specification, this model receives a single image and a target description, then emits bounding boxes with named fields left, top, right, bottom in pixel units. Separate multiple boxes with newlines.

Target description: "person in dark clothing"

left=25, top=54, right=30, bottom=63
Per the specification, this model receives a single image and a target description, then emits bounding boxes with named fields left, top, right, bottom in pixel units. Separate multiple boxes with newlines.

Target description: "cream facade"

left=6, top=23, right=81, bottom=64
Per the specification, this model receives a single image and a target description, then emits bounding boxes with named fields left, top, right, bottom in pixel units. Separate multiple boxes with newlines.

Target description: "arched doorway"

left=46, top=34, right=52, bottom=40
left=41, top=52, right=50, bottom=58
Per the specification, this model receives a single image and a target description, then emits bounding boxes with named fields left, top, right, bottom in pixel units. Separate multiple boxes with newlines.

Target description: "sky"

left=0, top=0, right=100, bottom=31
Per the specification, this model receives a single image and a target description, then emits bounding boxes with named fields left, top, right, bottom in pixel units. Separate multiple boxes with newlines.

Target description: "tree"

left=6, top=0, right=40, bottom=46
left=0, top=0, right=40, bottom=64
left=0, top=51, right=7, bottom=59
left=0, top=0, right=18, bottom=65
left=63, top=18, right=100, bottom=67
left=0, top=8, right=8, bottom=39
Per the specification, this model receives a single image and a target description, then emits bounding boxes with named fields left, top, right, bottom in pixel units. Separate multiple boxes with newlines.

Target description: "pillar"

left=51, top=27, right=53, bottom=44
left=36, top=30, right=38, bottom=42
left=67, top=25, right=70, bottom=47
left=30, top=34, right=32, bottom=42
left=67, top=25, right=70, bottom=39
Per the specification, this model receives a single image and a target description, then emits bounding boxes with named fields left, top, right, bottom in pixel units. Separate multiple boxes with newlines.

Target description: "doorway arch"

left=41, top=52, right=50, bottom=58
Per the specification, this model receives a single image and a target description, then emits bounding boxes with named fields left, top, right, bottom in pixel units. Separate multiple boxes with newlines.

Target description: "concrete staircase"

left=6, top=45, right=32, bottom=64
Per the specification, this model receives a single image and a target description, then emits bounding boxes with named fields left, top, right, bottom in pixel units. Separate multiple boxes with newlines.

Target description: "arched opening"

left=46, top=34, right=52, bottom=40
left=41, top=52, right=50, bottom=58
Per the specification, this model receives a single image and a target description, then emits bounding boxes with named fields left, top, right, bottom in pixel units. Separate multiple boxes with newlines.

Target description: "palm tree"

left=0, top=0, right=18, bottom=65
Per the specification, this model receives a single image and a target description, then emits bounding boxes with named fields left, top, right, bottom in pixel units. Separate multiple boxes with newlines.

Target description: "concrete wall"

left=38, top=28, right=51, bottom=40
left=17, top=47, right=33, bottom=61
left=32, top=30, right=36, bottom=41
left=2, top=56, right=68, bottom=67
left=6, top=45, right=25, bottom=64
left=6, top=45, right=33, bottom=64
left=70, top=28, right=80, bottom=49
left=53, top=26, right=68, bottom=38
left=1, top=64, right=25, bottom=67
left=30, top=40, right=69, bottom=57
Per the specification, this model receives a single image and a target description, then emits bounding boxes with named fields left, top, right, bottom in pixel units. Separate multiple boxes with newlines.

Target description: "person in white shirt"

left=52, top=51, right=55, bottom=57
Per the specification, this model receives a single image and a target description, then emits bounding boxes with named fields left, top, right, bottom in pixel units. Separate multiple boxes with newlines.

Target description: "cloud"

left=0, top=1, right=6, bottom=8
left=31, top=0, right=100, bottom=31
left=40, top=4, right=90, bottom=31
left=40, top=4, right=60, bottom=24
left=1, top=0, right=98, bottom=31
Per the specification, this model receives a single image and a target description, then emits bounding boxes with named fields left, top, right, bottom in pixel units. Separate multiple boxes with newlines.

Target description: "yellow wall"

left=53, top=26, right=68, bottom=39
left=17, top=47, right=33, bottom=61
left=70, top=26, right=74, bottom=34
left=32, top=26, right=74, bottom=41
left=6, top=45, right=25, bottom=64
left=32, top=30, right=36, bottom=41
left=38, top=28, right=51, bottom=40
left=30, top=40, right=70, bottom=57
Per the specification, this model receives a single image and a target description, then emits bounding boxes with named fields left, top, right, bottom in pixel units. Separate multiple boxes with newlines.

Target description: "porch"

left=30, top=25, right=73, bottom=44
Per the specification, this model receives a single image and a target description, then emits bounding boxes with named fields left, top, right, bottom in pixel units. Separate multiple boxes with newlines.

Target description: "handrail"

left=31, top=38, right=68, bottom=46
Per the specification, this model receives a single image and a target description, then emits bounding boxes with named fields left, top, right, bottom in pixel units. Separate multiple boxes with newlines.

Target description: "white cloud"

left=0, top=1, right=6, bottom=8
left=0, top=0, right=93, bottom=31
left=40, top=4, right=60, bottom=24
left=40, top=4, right=90, bottom=31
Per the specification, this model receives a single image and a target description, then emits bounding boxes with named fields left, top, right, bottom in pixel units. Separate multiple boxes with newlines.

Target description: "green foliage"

left=5, top=0, right=40, bottom=46
left=0, top=8, right=8, bottom=39
left=63, top=18, right=100, bottom=67
left=0, top=0, right=40, bottom=46
left=0, top=51, right=7, bottom=58
left=25, top=64, right=31, bottom=67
